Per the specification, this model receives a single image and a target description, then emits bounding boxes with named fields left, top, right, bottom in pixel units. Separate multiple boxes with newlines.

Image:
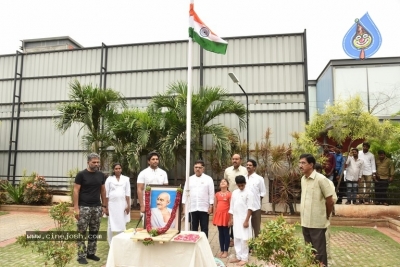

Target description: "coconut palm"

left=150, top=81, right=246, bottom=166
left=108, top=108, right=162, bottom=174
left=55, top=80, right=126, bottom=160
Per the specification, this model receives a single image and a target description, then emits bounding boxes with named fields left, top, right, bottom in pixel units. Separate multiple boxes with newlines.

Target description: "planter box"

left=0, top=204, right=73, bottom=213
left=52, top=195, right=72, bottom=203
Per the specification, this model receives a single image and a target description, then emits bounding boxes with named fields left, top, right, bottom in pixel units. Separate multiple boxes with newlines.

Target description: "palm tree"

left=150, top=81, right=246, bottom=166
left=253, top=129, right=302, bottom=214
left=55, top=80, right=126, bottom=164
left=108, top=108, right=162, bottom=174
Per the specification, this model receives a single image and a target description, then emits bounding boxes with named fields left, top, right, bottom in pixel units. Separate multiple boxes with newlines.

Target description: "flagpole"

left=185, top=0, right=194, bottom=232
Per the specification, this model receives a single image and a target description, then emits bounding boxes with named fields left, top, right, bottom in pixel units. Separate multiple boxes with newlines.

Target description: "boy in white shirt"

left=228, top=175, right=256, bottom=266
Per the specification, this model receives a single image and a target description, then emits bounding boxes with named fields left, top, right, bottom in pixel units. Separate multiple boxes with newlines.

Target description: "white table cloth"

left=106, top=231, right=217, bottom=267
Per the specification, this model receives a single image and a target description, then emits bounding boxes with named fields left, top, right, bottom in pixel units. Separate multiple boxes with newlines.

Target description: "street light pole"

left=228, top=72, right=249, bottom=160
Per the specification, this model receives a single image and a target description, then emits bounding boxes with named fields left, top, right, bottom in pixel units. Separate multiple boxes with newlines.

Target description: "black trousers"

left=375, top=179, right=390, bottom=203
left=302, top=227, right=328, bottom=266
left=334, top=170, right=346, bottom=202
left=189, top=211, right=209, bottom=238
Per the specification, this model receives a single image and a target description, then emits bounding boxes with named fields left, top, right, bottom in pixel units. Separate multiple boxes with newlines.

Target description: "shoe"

left=364, top=202, right=370, bottom=205
left=77, top=258, right=88, bottom=264
left=87, top=254, right=100, bottom=261
left=354, top=201, right=360, bottom=205
left=383, top=203, right=389, bottom=206
left=345, top=201, right=351, bottom=205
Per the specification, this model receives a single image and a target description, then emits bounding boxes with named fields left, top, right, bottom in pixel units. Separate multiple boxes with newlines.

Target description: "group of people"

left=72, top=143, right=394, bottom=266
left=303, top=142, right=396, bottom=267
left=72, top=151, right=268, bottom=266
left=322, top=142, right=395, bottom=206
left=183, top=154, right=267, bottom=266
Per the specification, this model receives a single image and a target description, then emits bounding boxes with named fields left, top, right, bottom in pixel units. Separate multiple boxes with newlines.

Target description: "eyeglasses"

left=194, top=166, right=204, bottom=169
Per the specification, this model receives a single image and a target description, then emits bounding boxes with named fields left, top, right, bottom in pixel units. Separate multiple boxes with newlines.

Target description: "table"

left=106, top=231, right=217, bottom=267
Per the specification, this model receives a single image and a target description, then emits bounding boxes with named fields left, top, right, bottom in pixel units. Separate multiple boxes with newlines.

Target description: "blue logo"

left=342, top=12, right=382, bottom=59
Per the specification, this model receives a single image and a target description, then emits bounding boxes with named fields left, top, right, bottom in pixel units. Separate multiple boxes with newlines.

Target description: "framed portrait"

left=149, top=185, right=182, bottom=232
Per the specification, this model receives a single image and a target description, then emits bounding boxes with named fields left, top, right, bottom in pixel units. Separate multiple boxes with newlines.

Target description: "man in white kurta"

left=105, top=169, right=131, bottom=245
left=228, top=175, right=255, bottom=266
left=246, top=159, right=266, bottom=238
left=182, top=160, right=215, bottom=238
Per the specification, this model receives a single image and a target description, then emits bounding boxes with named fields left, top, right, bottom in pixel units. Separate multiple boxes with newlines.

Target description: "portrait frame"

left=149, top=185, right=182, bottom=232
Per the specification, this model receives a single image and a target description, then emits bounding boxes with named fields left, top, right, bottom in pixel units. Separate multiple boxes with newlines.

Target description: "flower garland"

left=144, top=186, right=182, bottom=240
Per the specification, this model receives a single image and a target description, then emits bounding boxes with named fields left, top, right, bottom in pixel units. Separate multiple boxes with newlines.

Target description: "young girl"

left=212, top=178, right=232, bottom=258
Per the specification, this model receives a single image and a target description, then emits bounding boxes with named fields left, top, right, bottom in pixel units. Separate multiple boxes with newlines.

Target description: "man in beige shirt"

left=375, top=150, right=394, bottom=205
left=224, top=154, right=248, bottom=192
left=299, top=154, right=335, bottom=267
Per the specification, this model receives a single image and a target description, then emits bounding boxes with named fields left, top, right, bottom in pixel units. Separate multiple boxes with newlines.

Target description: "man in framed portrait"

left=151, top=192, right=176, bottom=228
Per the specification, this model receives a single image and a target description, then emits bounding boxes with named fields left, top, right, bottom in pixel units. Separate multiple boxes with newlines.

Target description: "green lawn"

left=0, top=218, right=139, bottom=267
left=1, top=219, right=400, bottom=267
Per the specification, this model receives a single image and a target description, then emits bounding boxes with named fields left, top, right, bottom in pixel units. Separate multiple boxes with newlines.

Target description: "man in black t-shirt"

left=74, top=153, right=107, bottom=265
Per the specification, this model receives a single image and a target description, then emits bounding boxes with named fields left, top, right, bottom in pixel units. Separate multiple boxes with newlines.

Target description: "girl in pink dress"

left=212, top=178, right=232, bottom=258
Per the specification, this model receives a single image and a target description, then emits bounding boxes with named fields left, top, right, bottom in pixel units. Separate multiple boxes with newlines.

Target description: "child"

left=212, top=178, right=232, bottom=258
left=228, top=175, right=255, bottom=266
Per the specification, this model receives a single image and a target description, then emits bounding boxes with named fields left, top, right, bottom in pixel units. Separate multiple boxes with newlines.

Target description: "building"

left=310, top=57, right=400, bottom=119
left=0, top=33, right=308, bottom=187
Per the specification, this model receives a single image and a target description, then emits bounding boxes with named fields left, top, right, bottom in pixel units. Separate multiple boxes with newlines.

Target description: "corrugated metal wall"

left=0, top=32, right=308, bottom=187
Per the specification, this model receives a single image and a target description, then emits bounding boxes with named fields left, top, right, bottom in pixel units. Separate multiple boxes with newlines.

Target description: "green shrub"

left=17, top=202, right=76, bottom=267
left=23, top=175, right=52, bottom=205
left=0, top=181, right=25, bottom=204
left=20, top=170, right=36, bottom=188
left=67, top=168, right=79, bottom=205
left=247, top=216, right=320, bottom=267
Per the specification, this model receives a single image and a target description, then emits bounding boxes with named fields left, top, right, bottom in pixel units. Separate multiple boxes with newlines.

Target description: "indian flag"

left=189, top=3, right=228, bottom=55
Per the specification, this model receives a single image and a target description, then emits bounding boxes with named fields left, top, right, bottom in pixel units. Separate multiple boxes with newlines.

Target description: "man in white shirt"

left=224, top=154, right=248, bottom=192
left=246, top=159, right=266, bottom=238
left=358, top=142, right=376, bottom=204
left=345, top=148, right=364, bottom=205
left=182, top=160, right=215, bottom=238
left=137, top=151, right=168, bottom=222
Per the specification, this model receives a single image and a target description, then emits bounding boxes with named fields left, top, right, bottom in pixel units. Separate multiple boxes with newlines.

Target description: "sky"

left=1, top=0, right=399, bottom=79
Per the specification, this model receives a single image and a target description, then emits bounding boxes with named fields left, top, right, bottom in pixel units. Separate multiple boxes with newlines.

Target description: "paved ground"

left=0, top=211, right=54, bottom=247
left=1, top=212, right=400, bottom=266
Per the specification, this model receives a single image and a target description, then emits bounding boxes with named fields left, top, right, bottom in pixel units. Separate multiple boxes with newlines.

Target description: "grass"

left=293, top=225, right=400, bottom=266
left=1, top=218, right=400, bottom=267
left=0, top=211, right=9, bottom=216
left=0, top=217, right=139, bottom=267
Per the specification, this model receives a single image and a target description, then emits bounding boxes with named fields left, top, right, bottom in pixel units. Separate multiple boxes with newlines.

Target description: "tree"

left=108, top=109, right=161, bottom=174
left=253, top=129, right=301, bottom=214
left=302, top=95, right=397, bottom=153
left=17, top=202, right=76, bottom=267
left=149, top=81, right=246, bottom=166
left=55, top=80, right=126, bottom=167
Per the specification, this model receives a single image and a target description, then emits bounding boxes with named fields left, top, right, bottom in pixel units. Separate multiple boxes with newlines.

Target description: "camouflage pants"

left=76, top=206, right=102, bottom=259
